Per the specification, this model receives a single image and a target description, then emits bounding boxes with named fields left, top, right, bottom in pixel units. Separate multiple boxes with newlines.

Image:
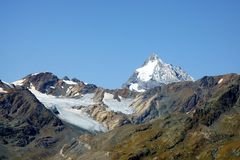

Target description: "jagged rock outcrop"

left=86, top=103, right=131, bottom=130
left=12, top=72, right=98, bottom=97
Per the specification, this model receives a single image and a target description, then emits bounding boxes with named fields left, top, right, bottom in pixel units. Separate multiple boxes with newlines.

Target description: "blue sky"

left=0, top=0, right=240, bottom=88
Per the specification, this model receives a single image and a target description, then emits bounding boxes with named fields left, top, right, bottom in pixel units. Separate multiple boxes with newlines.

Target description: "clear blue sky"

left=0, top=0, right=240, bottom=88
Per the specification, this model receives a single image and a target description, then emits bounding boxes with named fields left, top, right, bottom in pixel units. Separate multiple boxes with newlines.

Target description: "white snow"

left=58, top=108, right=106, bottom=132
left=218, top=78, right=224, bottom=84
left=2, top=81, right=14, bottom=88
left=103, top=92, right=134, bottom=114
left=29, top=85, right=106, bottom=132
left=12, top=79, right=25, bottom=86
left=50, top=86, right=55, bottom=89
left=60, top=146, right=66, bottom=158
left=63, top=80, right=78, bottom=85
left=31, top=72, right=50, bottom=76
left=74, top=92, right=80, bottom=97
left=125, top=53, right=194, bottom=92
left=136, top=59, right=158, bottom=82
left=66, top=86, right=74, bottom=94
left=103, top=92, right=114, bottom=99
left=129, top=83, right=145, bottom=92
left=31, top=72, right=40, bottom=76
left=0, top=87, right=8, bottom=93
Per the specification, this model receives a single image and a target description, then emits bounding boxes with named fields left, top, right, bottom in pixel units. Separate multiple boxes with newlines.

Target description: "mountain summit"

left=123, top=53, right=194, bottom=92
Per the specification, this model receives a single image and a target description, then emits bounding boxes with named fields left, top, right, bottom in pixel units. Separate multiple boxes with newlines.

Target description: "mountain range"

left=0, top=54, right=239, bottom=160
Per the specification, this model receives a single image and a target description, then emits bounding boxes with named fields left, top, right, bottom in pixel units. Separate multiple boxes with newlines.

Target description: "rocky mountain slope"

left=1, top=69, right=239, bottom=159
left=11, top=72, right=138, bottom=131
left=123, top=54, right=193, bottom=92
left=12, top=72, right=97, bottom=97
left=58, top=73, right=240, bottom=160
left=0, top=81, right=87, bottom=160
left=130, top=74, right=240, bottom=124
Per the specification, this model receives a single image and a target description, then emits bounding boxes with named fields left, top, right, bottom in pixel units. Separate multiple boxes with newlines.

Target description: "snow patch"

left=0, top=87, right=8, bottom=93
left=63, top=80, right=78, bottom=85
left=129, top=83, right=145, bottom=92
left=66, top=86, right=74, bottom=94
left=50, top=86, right=55, bottom=89
left=12, top=79, right=25, bottom=86
left=218, top=78, right=224, bottom=84
left=74, top=92, right=80, bottom=97
left=29, top=85, right=106, bottom=132
left=31, top=72, right=50, bottom=76
left=103, top=92, right=134, bottom=114
left=31, top=72, right=40, bottom=76
left=103, top=92, right=114, bottom=99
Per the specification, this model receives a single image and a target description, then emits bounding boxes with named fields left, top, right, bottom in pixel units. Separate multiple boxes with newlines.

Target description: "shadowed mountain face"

left=0, top=84, right=88, bottom=160
left=0, top=88, right=63, bottom=147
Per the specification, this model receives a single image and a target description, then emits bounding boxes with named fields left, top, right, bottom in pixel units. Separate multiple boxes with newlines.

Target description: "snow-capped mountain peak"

left=146, top=53, right=163, bottom=63
left=137, top=53, right=163, bottom=82
left=123, top=53, right=194, bottom=92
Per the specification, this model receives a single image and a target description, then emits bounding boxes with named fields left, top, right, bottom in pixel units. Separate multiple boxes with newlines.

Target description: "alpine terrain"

left=0, top=54, right=239, bottom=160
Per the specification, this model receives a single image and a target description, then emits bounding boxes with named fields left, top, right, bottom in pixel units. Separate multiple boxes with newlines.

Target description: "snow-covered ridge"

left=12, top=72, right=87, bottom=87
left=31, top=72, right=53, bottom=76
left=0, top=80, right=14, bottom=93
left=123, top=53, right=194, bottom=92
left=12, top=79, right=25, bottom=86
left=2, top=81, right=14, bottom=88
left=63, top=80, right=78, bottom=85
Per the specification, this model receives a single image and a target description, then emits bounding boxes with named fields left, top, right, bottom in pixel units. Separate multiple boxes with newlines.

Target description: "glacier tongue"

left=29, top=85, right=107, bottom=132
left=123, top=53, right=193, bottom=92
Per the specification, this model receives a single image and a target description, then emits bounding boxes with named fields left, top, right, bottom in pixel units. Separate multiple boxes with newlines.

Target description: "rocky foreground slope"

left=56, top=74, right=240, bottom=160
left=0, top=73, right=239, bottom=160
